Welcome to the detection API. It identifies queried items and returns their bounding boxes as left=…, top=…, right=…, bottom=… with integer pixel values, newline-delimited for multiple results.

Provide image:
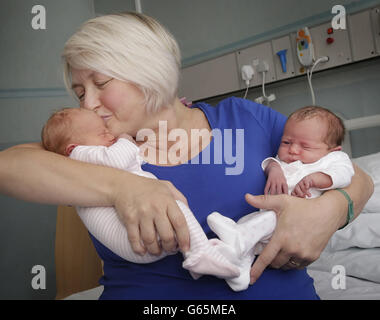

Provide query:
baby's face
left=72, top=110, right=116, bottom=147
left=277, top=117, right=331, bottom=164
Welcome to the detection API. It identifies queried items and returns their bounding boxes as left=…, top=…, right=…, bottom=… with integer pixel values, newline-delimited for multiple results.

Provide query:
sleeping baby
left=207, top=105, right=355, bottom=291
left=41, top=107, right=240, bottom=281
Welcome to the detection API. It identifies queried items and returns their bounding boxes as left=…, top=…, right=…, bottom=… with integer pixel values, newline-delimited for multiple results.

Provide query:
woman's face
left=70, top=68, right=149, bottom=137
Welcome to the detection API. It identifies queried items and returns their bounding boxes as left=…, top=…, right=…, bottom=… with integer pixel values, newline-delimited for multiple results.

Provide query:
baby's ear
left=330, top=145, right=342, bottom=152
left=65, top=144, right=78, bottom=156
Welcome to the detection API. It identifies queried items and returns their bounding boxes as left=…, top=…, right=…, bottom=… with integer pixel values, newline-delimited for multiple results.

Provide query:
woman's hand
left=113, top=174, right=190, bottom=256
left=248, top=164, right=373, bottom=284
left=246, top=193, right=346, bottom=284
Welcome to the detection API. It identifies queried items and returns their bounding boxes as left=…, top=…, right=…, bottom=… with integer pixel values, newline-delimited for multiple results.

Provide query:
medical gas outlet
left=296, top=27, right=314, bottom=67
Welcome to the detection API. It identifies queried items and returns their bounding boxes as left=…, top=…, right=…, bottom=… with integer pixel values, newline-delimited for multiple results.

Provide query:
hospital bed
left=59, top=114, right=380, bottom=300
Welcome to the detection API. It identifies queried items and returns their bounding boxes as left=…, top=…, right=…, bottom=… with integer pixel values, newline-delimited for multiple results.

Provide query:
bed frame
left=342, top=114, right=380, bottom=157
left=54, top=114, right=380, bottom=299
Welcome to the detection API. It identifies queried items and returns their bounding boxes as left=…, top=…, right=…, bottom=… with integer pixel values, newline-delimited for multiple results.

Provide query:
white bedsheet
left=307, top=269, right=380, bottom=300
left=306, top=151, right=380, bottom=299
left=308, top=220, right=380, bottom=278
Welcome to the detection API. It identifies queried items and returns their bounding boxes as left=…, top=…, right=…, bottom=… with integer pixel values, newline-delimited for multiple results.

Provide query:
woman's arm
left=247, top=163, right=374, bottom=284
left=0, top=143, right=190, bottom=254
left=0, top=142, right=120, bottom=205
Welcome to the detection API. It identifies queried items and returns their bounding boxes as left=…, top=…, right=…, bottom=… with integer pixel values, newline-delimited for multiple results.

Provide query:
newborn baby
left=207, top=106, right=355, bottom=291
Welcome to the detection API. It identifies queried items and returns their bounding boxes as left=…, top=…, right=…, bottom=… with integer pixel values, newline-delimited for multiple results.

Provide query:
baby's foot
left=208, top=211, right=276, bottom=257
left=207, top=212, right=245, bottom=254
left=225, top=253, right=256, bottom=291
left=182, top=239, right=240, bottom=280
left=209, top=238, right=256, bottom=292
left=236, top=211, right=276, bottom=255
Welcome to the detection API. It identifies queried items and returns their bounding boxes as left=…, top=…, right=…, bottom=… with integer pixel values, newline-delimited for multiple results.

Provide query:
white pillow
left=352, top=152, right=380, bottom=213
left=329, top=213, right=380, bottom=251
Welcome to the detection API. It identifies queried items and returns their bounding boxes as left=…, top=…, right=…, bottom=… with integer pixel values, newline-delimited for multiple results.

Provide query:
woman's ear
left=65, top=144, right=78, bottom=156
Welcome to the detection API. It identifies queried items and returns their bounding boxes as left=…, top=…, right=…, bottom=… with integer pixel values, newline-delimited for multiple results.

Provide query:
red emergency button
left=326, top=37, right=334, bottom=44
left=327, top=27, right=334, bottom=34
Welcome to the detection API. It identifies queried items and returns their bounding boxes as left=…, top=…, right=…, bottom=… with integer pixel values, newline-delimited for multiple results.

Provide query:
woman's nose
left=82, top=91, right=101, bottom=111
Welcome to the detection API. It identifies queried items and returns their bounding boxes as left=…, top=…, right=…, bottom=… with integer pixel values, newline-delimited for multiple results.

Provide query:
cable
left=241, top=65, right=254, bottom=99
left=306, top=68, right=315, bottom=105
left=257, top=68, right=275, bottom=106
left=243, top=83, right=249, bottom=99
left=306, top=56, right=329, bottom=105
left=262, top=71, right=267, bottom=98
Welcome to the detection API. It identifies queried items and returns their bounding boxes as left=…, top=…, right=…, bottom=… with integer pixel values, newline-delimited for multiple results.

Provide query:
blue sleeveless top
left=90, top=97, right=319, bottom=300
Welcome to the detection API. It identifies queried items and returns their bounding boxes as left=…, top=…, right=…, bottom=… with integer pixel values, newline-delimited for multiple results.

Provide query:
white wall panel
left=179, top=53, right=240, bottom=101
left=371, top=7, right=380, bottom=54
left=236, top=42, right=277, bottom=90
left=309, top=22, right=352, bottom=72
left=272, top=36, right=296, bottom=81
left=349, top=10, right=378, bottom=61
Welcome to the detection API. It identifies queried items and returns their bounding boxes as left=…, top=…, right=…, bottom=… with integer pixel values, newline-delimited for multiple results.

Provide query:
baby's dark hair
left=288, top=106, right=345, bottom=148
left=41, top=107, right=83, bottom=155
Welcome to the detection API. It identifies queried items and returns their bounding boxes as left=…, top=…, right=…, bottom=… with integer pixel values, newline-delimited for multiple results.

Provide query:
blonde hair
left=288, top=106, right=345, bottom=148
left=41, top=108, right=83, bottom=155
left=62, top=12, right=181, bottom=113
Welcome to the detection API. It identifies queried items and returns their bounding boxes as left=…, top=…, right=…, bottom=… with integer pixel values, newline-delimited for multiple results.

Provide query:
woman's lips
left=101, top=115, right=112, bottom=123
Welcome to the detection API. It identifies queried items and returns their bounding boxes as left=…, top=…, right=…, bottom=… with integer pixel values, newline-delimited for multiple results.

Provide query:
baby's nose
left=289, top=144, right=300, bottom=154
left=83, top=94, right=101, bottom=111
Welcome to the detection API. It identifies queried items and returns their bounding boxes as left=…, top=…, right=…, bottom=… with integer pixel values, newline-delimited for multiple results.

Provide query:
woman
left=0, top=12, right=373, bottom=299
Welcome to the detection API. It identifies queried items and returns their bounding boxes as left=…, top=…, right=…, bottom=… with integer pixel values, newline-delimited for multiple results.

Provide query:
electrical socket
left=255, top=96, right=265, bottom=104
left=257, top=60, right=269, bottom=73
left=241, top=65, right=254, bottom=85
left=255, top=93, right=276, bottom=105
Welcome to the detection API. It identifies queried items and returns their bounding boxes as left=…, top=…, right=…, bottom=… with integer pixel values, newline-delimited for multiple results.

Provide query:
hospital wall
left=0, top=0, right=379, bottom=299
left=0, top=0, right=96, bottom=299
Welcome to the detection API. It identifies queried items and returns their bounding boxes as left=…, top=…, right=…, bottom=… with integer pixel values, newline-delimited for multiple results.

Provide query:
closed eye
left=72, top=88, right=84, bottom=101
left=95, top=78, right=113, bottom=88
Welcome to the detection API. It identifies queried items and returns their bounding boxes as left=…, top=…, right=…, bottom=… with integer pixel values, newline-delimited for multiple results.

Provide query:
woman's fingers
left=269, top=249, right=292, bottom=269
left=245, top=193, right=285, bottom=213
left=250, top=235, right=282, bottom=284
left=140, top=218, right=162, bottom=255
left=114, top=176, right=190, bottom=255
left=167, top=202, right=190, bottom=252
left=246, top=192, right=333, bottom=284
left=154, top=211, right=178, bottom=253
left=122, top=210, right=146, bottom=255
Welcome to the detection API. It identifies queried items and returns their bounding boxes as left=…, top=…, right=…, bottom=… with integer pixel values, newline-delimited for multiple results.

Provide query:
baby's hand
left=118, top=133, right=136, bottom=144
left=264, top=162, right=288, bottom=195
left=291, top=172, right=333, bottom=198
left=292, top=175, right=313, bottom=198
